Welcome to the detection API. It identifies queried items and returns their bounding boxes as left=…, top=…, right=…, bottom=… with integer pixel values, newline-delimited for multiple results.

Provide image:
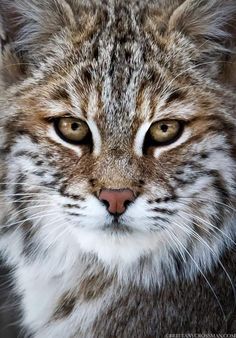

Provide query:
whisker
left=25, top=216, right=65, bottom=255
left=7, top=204, right=54, bottom=222
left=164, top=228, right=187, bottom=264
left=173, top=215, right=236, bottom=309
left=167, top=228, right=226, bottom=320
left=0, top=211, right=60, bottom=230
left=43, top=225, right=70, bottom=252
left=0, top=199, right=56, bottom=205
left=0, top=182, right=55, bottom=189
left=178, top=196, right=236, bottom=214
left=180, top=209, right=236, bottom=247
left=3, top=212, right=62, bottom=243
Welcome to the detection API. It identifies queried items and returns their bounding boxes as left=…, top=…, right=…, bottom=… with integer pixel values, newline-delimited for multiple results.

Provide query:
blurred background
left=0, top=261, right=21, bottom=338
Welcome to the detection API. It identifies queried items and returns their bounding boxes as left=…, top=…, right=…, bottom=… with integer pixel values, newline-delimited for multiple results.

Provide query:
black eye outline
left=143, top=120, right=185, bottom=154
left=53, top=117, right=93, bottom=147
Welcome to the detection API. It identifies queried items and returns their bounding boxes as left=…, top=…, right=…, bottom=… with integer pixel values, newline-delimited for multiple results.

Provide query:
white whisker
left=167, top=228, right=226, bottom=320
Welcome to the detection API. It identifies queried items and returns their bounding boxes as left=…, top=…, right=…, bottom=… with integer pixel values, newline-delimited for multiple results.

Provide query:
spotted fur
left=0, top=0, right=236, bottom=336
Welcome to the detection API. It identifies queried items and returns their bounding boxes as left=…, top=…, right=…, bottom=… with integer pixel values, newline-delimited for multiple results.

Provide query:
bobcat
left=0, top=0, right=236, bottom=336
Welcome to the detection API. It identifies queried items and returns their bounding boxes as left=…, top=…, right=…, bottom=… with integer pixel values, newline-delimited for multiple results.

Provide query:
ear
left=169, top=0, right=236, bottom=86
left=0, top=0, right=76, bottom=83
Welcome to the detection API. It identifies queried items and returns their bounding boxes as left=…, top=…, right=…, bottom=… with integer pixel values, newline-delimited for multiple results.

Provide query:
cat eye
left=54, top=117, right=90, bottom=144
left=149, top=120, right=182, bottom=144
left=143, top=120, right=183, bottom=153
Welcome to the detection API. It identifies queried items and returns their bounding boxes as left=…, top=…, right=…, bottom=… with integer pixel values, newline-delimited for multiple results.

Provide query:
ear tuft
left=0, top=0, right=76, bottom=83
left=170, top=0, right=236, bottom=41
left=169, top=0, right=236, bottom=85
left=0, top=0, right=76, bottom=53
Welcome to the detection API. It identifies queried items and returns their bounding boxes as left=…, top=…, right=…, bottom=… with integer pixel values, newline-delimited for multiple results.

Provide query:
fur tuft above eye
left=54, top=117, right=91, bottom=145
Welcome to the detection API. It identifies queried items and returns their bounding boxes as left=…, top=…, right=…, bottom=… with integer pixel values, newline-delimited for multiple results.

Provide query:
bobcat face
left=0, top=0, right=236, bottom=280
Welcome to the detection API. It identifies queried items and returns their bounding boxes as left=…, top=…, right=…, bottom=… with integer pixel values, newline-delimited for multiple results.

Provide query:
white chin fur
left=69, top=195, right=165, bottom=266
left=72, top=227, right=164, bottom=266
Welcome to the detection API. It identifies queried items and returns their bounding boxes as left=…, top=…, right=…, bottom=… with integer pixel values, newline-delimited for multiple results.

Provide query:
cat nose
left=99, top=189, right=135, bottom=215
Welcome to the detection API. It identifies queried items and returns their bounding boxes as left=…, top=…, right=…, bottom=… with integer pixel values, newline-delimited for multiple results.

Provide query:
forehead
left=48, top=3, right=186, bottom=128
left=70, top=3, right=152, bottom=127
left=17, top=0, right=197, bottom=142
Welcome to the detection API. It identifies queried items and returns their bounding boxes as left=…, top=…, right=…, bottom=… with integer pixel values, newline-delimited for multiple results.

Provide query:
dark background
left=0, top=262, right=20, bottom=338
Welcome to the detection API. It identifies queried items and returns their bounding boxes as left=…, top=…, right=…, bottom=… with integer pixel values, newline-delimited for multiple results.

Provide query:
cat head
left=0, top=0, right=236, bottom=284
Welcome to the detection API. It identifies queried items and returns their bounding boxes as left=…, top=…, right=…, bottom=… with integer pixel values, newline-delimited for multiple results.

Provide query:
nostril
left=99, top=189, right=136, bottom=216
left=100, top=199, right=110, bottom=210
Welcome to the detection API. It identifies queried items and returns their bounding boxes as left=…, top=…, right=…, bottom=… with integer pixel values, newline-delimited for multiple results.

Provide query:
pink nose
left=99, top=189, right=135, bottom=215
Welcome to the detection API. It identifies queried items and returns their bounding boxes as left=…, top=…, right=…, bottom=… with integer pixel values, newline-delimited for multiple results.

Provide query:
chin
left=71, top=220, right=163, bottom=267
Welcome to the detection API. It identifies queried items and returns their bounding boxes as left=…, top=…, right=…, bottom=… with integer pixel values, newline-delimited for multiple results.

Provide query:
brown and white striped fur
left=0, top=0, right=236, bottom=336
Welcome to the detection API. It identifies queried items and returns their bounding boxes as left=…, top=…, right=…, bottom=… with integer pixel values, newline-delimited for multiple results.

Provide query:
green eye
left=149, top=120, right=182, bottom=144
left=54, top=117, right=90, bottom=144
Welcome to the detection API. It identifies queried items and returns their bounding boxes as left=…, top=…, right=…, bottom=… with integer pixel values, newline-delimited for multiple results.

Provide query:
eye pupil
left=54, top=117, right=91, bottom=145
left=161, top=124, right=168, bottom=133
left=144, top=119, right=183, bottom=153
left=71, top=122, right=79, bottom=131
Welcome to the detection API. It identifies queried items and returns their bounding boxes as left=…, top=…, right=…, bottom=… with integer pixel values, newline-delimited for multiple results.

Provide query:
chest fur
left=16, top=249, right=236, bottom=337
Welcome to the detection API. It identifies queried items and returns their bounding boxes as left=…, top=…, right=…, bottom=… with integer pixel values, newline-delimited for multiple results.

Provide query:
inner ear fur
left=169, top=0, right=236, bottom=86
left=0, top=0, right=76, bottom=84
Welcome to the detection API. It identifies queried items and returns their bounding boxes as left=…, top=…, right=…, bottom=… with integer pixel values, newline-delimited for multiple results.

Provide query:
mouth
left=102, top=218, right=132, bottom=234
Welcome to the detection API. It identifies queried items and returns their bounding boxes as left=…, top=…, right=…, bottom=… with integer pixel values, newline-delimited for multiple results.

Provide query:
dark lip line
left=102, top=220, right=133, bottom=233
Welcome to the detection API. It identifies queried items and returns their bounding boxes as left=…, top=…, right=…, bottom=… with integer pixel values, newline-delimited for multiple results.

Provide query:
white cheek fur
left=87, top=119, right=102, bottom=156
left=134, top=121, right=151, bottom=156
